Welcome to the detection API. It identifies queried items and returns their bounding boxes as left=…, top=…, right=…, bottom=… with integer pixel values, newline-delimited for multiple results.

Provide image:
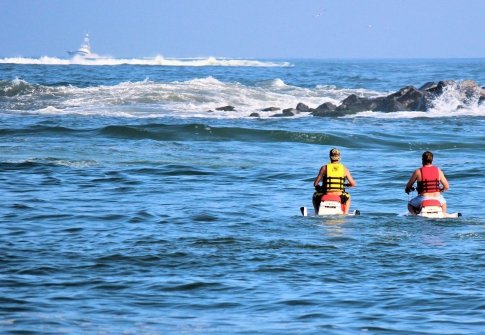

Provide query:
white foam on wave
left=0, top=55, right=290, bottom=67
left=315, top=85, right=383, bottom=103
left=37, top=106, right=63, bottom=114
left=5, top=76, right=333, bottom=118
left=349, top=82, right=485, bottom=119
left=5, top=77, right=483, bottom=119
left=428, top=81, right=483, bottom=115
left=11, top=158, right=98, bottom=168
left=410, top=104, right=480, bottom=118
left=350, top=105, right=485, bottom=119
left=0, top=77, right=33, bottom=96
left=0, top=56, right=71, bottom=65
left=258, top=78, right=288, bottom=88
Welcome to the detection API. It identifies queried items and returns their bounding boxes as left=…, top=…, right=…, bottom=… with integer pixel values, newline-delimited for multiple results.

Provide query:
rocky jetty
left=312, top=80, right=484, bottom=117
left=212, top=80, right=484, bottom=117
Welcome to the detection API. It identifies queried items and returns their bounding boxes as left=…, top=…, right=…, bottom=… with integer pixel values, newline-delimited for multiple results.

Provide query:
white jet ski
left=407, top=187, right=461, bottom=218
left=300, top=194, right=360, bottom=217
left=414, top=198, right=461, bottom=218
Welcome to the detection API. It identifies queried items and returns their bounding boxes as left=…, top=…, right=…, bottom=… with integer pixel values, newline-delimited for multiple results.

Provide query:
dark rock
left=282, top=108, right=297, bottom=115
left=382, top=86, right=427, bottom=112
left=206, top=110, right=214, bottom=113
left=317, top=109, right=356, bottom=117
left=419, top=81, right=437, bottom=91
left=312, top=79, right=483, bottom=117
left=335, top=94, right=383, bottom=113
left=215, top=105, right=236, bottom=111
left=249, top=112, right=260, bottom=117
left=333, top=86, right=427, bottom=114
left=311, top=102, right=338, bottom=116
left=422, top=80, right=454, bottom=96
left=270, top=109, right=295, bottom=117
left=296, top=103, right=310, bottom=113
left=261, top=107, right=280, bottom=112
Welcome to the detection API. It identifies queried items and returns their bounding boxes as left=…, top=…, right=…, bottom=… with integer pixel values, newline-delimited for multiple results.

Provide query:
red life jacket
left=417, top=166, right=440, bottom=194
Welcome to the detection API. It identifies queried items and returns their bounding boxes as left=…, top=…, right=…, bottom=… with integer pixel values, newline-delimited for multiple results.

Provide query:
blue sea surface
left=0, top=58, right=484, bottom=334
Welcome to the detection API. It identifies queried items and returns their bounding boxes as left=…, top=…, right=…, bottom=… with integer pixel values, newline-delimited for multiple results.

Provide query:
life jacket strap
left=325, top=176, right=345, bottom=191
left=418, top=167, right=440, bottom=193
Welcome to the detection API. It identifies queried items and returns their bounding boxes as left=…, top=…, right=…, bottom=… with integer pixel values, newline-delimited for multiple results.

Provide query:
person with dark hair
left=313, top=148, right=356, bottom=214
left=405, top=151, right=449, bottom=215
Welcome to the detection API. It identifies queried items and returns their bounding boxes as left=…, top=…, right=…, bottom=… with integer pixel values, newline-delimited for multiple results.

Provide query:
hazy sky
left=1, top=0, right=484, bottom=59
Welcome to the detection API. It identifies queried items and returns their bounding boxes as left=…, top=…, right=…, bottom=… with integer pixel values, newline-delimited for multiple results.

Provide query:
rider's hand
left=405, top=187, right=412, bottom=194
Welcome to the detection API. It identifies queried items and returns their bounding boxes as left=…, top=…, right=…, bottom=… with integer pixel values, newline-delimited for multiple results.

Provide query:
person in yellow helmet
left=313, top=148, right=356, bottom=214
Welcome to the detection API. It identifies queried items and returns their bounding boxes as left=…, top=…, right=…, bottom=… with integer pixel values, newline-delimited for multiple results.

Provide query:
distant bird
left=314, top=8, right=327, bottom=18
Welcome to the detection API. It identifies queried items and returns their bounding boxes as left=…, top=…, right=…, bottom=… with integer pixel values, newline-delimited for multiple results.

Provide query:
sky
left=1, top=0, right=484, bottom=59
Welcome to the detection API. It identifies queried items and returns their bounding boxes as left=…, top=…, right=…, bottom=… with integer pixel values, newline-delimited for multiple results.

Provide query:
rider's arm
left=313, top=165, right=326, bottom=187
left=405, top=169, right=419, bottom=193
left=439, top=169, right=449, bottom=192
left=344, top=168, right=356, bottom=187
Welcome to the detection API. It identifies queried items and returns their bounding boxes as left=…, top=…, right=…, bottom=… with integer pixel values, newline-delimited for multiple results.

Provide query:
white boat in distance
left=67, top=34, right=92, bottom=57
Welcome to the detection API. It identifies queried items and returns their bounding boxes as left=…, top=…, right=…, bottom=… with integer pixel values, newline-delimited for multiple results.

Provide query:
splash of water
left=0, top=55, right=290, bottom=67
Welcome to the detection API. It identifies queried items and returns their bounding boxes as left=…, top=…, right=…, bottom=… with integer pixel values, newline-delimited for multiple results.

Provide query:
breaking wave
left=0, top=55, right=290, bottom=67
left=1, top=77, right=483, bottom=119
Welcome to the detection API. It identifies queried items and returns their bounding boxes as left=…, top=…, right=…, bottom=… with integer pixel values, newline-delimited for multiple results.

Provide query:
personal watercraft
left=300, top=193, right=360, bottom=217
left=408, top=187, right=461, bottom=218
left=412, top=198, right=461, bottom=218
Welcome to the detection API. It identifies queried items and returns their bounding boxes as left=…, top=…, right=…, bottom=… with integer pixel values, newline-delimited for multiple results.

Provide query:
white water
left=0, top=55, right=290, bottom=67
left=2, top=76, right=484, bottom=119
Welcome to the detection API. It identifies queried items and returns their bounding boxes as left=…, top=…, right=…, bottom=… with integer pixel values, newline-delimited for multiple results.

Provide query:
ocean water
left=0, top=57, right=484, bottom=334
